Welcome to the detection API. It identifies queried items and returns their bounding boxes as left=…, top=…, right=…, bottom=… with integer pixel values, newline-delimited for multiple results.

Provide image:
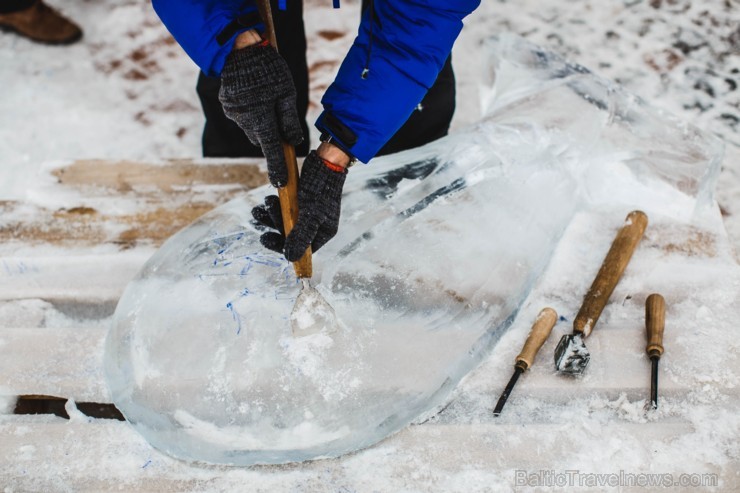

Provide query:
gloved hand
left=219, top=42, right=304, bottom=187
left=251, top=151, right=348, bottom=261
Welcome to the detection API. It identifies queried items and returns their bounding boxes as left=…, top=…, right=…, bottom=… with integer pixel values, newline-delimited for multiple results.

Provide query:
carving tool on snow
left=257, top=0, right=337, bottom=336
left=645, top=293, right=666, bottom=409
left=493, top=307, right=557, bottom=416
left=554, top=210, right=648, bottom=375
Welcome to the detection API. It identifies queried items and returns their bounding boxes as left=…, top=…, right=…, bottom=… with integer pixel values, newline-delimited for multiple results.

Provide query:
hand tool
left=257, top=0, right=338, bottom=336
left=645, top=293, right=666, bottom=409
left=554, top=210, right=648, bottom=375
left=494, top=307, right=557, bottom=416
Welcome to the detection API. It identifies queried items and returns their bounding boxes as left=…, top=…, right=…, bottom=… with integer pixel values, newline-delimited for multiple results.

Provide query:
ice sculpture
left=104, top=34, right=723, bottom=465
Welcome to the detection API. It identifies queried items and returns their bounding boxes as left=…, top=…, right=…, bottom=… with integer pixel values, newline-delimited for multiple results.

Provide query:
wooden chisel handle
left=645, top=293, right=665, bottom=358
left=574, top=210, right=648, bottom=337
left=277, top=144, right=313, bottom=278
left=257, top=0, right=312, bottom=279
left=516, top=308, right=558, bottom=370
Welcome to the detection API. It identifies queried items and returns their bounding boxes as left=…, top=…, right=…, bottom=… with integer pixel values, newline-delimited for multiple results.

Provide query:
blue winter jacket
left=152, top=0, right=481, bottom=163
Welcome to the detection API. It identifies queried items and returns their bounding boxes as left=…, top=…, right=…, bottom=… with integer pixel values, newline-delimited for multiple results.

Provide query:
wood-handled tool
left=554, top=210, right=649, bottom=374
left=257, top=0, right=311, bottom=278
left=645, top=293, right=666, bottom=409
left=277, top=139, right=313, bottom=278
left=257, top=0, right=336, bottom=336
left=494, top=308, right=557, bottom=416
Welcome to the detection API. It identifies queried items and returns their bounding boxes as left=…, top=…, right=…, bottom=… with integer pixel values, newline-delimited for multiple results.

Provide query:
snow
left=0, top=390, right=13, bottom=416
left=1, top=0, right=739, bottom=490
left=64, top=398, right=91, bottom=423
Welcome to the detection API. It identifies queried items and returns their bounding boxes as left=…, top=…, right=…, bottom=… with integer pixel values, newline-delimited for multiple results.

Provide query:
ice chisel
left=494, top=308, right=557, bottom=416
left=645, top=293, right=666, bottom=409
left=554, top=210, right=648, bottom=375
left=257, top=0, right=337, bottom=336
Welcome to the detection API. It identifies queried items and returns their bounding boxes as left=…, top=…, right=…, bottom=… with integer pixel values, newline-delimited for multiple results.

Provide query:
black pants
left=0, top=0, right=35, bottom=13
left=197, top=0, right=456, bottom=159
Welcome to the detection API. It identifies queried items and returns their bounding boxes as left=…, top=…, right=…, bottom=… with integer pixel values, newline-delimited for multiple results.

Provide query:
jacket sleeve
left=316, top=0, right=481, bottom=163
left=152, top=0, right=264, bottom=77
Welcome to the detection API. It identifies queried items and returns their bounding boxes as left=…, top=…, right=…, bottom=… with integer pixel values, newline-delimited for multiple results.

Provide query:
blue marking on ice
left=226, top=301, right=243, bottom=335
left=1, top=260, right=36, bottom=275
left=243, top=253, right=283, bottom=268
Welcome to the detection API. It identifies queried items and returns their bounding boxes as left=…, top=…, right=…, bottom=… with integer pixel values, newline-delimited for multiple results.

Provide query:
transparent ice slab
left=104, top=35, right=723, bottom=466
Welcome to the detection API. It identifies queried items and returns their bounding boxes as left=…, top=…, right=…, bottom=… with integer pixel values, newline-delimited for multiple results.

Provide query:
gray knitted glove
left=219, top=43, right=304, bottom=187
left=251, top=151, right=347, bottom=261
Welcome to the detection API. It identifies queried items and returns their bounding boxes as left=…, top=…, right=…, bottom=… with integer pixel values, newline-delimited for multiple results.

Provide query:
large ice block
left=104, top=35, right=723, bottom=466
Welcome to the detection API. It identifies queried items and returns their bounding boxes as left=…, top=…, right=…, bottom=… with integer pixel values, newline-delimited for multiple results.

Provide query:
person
left=152, top=0, right=480, bottom=261
left=0, top=0, right=82, bottom=45
left=194, top=0, right=457, bottom=161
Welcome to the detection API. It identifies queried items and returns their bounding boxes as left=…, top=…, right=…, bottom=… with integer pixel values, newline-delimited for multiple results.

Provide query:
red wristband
left=321, top=157, right=347, bottom=173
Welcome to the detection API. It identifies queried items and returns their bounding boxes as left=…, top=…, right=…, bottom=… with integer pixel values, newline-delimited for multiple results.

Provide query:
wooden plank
left=0, top=209, right=727, bottom=300
left=0, top=159, right=267, bottom=249
left=0, top=251, right=151, bottom=301
left=0, top=328, right=108, bottom=402
left=13, top=395, right=123, bottom=420
left=2, top=325, right=736, bottom=406
left=2, top=417, right=726, bottom=492
left=52, top=159, right=267, bottom=191
left=0, top=201, right=221, bottom=248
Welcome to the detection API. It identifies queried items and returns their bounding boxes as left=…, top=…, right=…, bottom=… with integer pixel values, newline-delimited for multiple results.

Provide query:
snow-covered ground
left=1, top=0, right=739, bottom=490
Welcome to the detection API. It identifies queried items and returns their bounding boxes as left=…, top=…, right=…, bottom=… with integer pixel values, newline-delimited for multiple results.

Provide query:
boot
left=0, top=0, right=82, bottom=45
